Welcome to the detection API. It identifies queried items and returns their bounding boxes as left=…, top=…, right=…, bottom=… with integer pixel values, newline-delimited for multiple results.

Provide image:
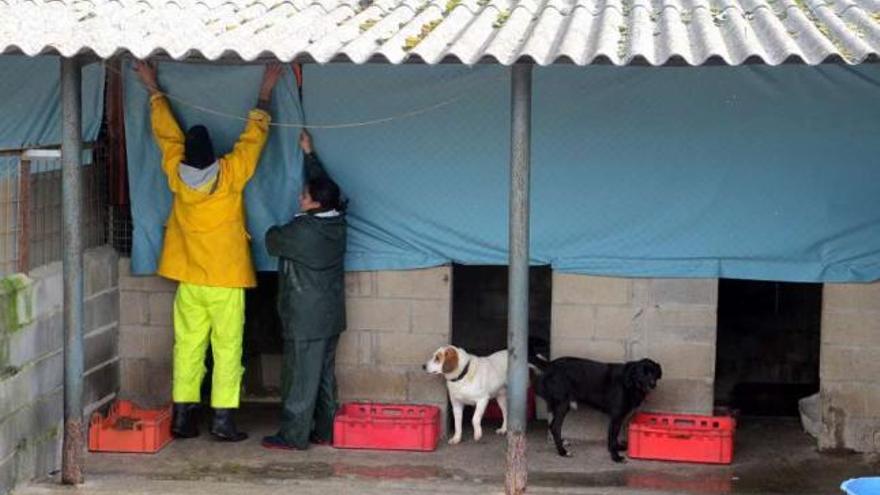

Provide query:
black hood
left=184, top=125, right=216, bottom=169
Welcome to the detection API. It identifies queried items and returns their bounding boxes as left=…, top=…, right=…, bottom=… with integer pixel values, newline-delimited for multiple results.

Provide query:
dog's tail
left=528, top=353, right=551, bottom=399
left=528, top=353, right=551, bottom=375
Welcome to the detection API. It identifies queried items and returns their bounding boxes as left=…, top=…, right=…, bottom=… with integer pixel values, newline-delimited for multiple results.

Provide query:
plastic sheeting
left=124, top=62, right=880, bottom=282
left=0, top=55, right=105, bottom=171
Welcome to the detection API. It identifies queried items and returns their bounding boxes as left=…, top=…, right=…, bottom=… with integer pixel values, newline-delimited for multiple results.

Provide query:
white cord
left=109, top=61, right=503, bottom=129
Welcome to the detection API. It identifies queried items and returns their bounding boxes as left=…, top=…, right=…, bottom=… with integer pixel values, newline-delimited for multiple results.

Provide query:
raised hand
left=133, top=60, right=160, bottom=94
left=299, top=130, right=313, bottom=154
left=259, top=63, right=284, bottom=101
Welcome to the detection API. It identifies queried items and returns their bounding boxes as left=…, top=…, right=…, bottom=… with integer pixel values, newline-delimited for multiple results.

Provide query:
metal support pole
left=505, top=62, right=532, bottom=495
left=60, top=56, right=85, bottom=486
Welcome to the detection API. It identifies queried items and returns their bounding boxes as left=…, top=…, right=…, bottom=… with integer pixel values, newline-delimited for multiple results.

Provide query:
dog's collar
left=449, top=361, right=471, bottom=382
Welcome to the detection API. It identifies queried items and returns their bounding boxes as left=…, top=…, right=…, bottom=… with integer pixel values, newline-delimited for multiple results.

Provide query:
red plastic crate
left=88, top=400, right=173, bottom=453
left=627, top=412, right=735, bottom=464
left=484, top=385, right=536, bottom=421
left=333, top=403, right=440, bottom=452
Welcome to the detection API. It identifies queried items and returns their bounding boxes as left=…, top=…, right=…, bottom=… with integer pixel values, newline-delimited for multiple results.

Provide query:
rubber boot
left=171, top=403, right=200, bottom=439
left=210, top=408, right=248, bottom=442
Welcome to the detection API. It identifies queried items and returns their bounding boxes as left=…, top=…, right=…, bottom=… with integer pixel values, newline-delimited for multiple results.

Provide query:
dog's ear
left=651, top=360, right=663, bottom=380
left=442, top=347, right=459, bottom=374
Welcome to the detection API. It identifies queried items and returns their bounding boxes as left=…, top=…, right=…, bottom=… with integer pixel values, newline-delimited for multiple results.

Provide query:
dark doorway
left=451, top=264, right=552, bottom=359
left=714, top=279, right=822, bottom=416
left=242, top=271, right=283, bottom=400
left=449, top=264, right=551, bottom=426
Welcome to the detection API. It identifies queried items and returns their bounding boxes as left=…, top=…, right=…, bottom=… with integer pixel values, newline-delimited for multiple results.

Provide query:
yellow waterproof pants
left=172, top=283, right=245, bottom=408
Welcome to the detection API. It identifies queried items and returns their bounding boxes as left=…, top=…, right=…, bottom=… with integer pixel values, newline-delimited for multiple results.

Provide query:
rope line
left=107, top=61, right=503, bottom=129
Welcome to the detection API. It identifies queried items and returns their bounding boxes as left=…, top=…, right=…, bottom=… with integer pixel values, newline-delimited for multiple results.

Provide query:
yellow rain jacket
left=149, top=94, right=271, bottom=288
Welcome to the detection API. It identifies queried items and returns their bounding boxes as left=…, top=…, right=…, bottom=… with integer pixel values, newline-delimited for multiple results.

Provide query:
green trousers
left=172, top=283, right=245, bottom=408
left=278, top=335, right=340, bottom=448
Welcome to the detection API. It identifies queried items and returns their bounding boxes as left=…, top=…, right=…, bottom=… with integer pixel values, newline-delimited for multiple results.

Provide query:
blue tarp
left=0, top=55, right=105, bottom=172
left=123, top=62, right=880, bottom=282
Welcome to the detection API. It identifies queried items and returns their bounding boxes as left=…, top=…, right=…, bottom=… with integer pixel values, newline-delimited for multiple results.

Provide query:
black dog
left=532, top=356, right=662, bottom=462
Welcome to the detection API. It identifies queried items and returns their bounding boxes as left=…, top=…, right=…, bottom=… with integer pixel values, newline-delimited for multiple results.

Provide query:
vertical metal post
left=505, top=62, right=532, bottom=495
left=60, top=57, right=85, bottom=486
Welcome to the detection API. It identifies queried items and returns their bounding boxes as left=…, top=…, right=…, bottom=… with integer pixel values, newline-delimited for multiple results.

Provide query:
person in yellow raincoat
left=134, top=61, right=283, bottom=442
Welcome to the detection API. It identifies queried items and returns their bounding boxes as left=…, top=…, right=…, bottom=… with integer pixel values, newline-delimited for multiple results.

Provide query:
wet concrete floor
left=19, top=404, right=879, bottom=494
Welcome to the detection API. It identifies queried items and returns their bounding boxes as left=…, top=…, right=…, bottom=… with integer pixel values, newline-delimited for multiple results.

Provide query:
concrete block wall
left=117, top=258, right=176, bottom=408
left=551, top=274, right=718, bottom=416
left=117, top=261, right=453, bottom=422
left=820, top=283, right=880, bottom=453
left=338, top=267, right=452, bottom=417
left=0, top=247, right=120, bottom=495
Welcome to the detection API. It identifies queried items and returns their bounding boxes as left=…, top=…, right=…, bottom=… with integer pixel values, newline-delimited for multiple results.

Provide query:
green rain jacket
left=266, top=152, right=347, bottom=341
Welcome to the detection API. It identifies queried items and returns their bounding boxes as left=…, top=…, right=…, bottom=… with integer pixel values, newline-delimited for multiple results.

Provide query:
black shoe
left=210, top=408, right=248, bottom=442
left=262, top=434, right=299, bottom=450
left=171, top=403, right=200, bottom=439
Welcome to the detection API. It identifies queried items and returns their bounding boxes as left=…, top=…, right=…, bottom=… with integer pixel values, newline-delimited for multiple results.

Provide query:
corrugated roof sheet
left=2, top=0, right=880, bottom=64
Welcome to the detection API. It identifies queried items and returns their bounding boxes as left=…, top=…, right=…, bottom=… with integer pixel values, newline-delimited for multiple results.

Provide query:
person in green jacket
left=262, top=130, right=347, bottom=450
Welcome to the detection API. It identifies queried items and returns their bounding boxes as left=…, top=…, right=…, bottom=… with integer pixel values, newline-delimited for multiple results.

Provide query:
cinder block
left=631, top=278, right=654, bottom=307
left=145, top=360, right=172, bottom=405
left=821, top=346, right=880, bottom=382
left=642, top=342, right=715, bottom=380
left=11, top=422, right=60, bottom=484
left=553, top=273, right=630, bottom=306
left=118, top=325, right=147, bottom=359
left=84, top=246, right=118, bottom=296
left=0, top=352, right=63, bottom=419
left=410, top=299, right=451, bottom=335
left=643, top=378, right=713, bottom=414
left=823, top=416, right=880, bottom=453
left=118, top=258, right=178, bottom=293
left=120, top=358, right=149, bottom=399
left=336, top=330, right=373, bottom=366
left=29, top=263, right=62, bottom=318
left=148, top=292, right=174, bottom=326
left=0, top=448, right=15, bottom=495
left=652, top=279, right=718, bottom=306
left=145, top=325, right=174, bottom=361
left=31, top=352, right=63, bottom=402
left=822, top=310, right=880, bottom=347
left=119, top=291, right=149, bottom=325
left=654, top=323, right=717, bottom=345
left=84, top=327, right=118, bottom=371
left=337, top=366, right=408, bottom=401
left=551, top=304, right=594, bottom=339
left=822, top=382, right=870, bottom=417
left=345, top=271, right=375, bottom=298
left=655, top=307, right=717, bottom=330
left=85, top=289, right=119, bottom=331
left=0, top=369, right=28, bottom=420
left=863, top=384, right=880, bottom=417
left=376, top=267, right=451, bottom=300
left=551, top=408, right=608, bottom=442
left=406, top=370, right=449, bottom=404
left=551, top=338, right=626, bottom=362
left=823, top=283, right=880, bottom=311
left=84, top=359, right=119, bottom=407
left=0, top=273, right=35, bottom=333
left=0, top=389, right=62, bottom=461
left=375, top=332, right=448, bottom=367
left=7, top=313, right=62, bottom=369
left=595, top=306, right=634, bottom=340
left=346, top=298, right=410, bottom=332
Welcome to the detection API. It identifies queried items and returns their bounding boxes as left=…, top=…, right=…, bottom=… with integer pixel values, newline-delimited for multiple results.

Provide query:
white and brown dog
left=423, top=345, right=508, bottom=445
